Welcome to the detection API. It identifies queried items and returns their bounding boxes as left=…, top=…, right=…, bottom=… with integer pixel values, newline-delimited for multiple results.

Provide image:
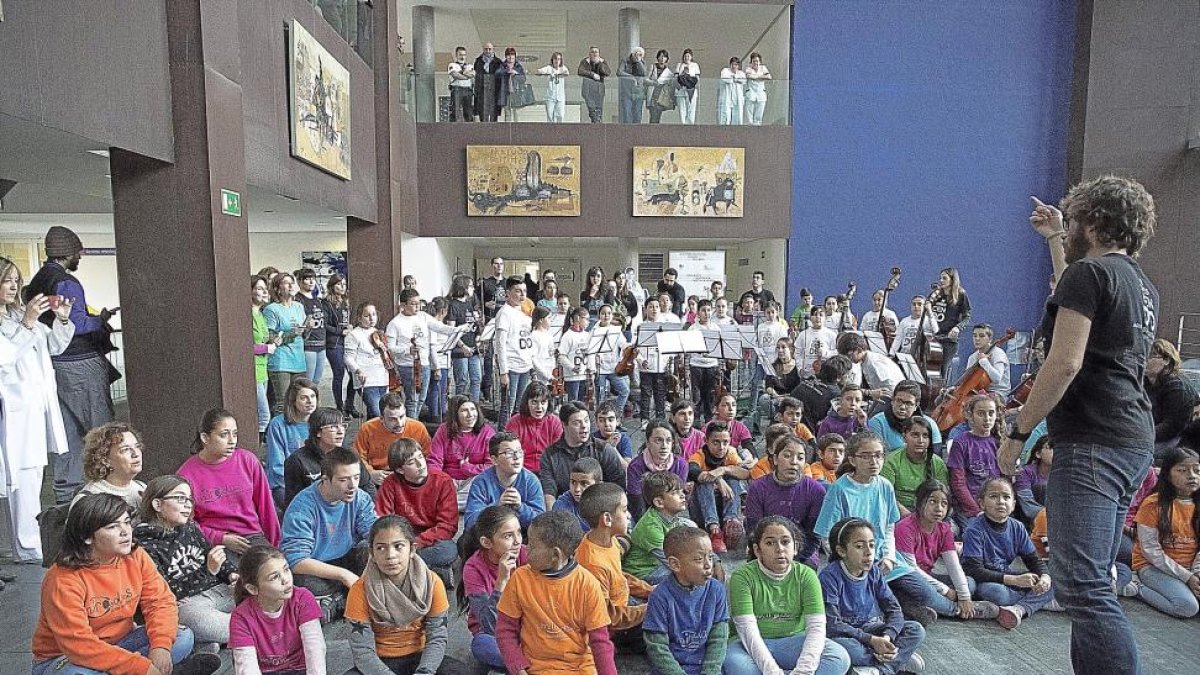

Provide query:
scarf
left=641, top=449, right=675, bottom=473
left=883, top=405, right=919, bottom=435
left=363, top=552, right=433, bottom=629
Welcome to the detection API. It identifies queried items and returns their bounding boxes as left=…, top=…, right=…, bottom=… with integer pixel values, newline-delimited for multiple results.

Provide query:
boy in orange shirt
left=354, top=392, right=433, bottom=485
left=576, top=483, right=654, bottom=652
left=496, top=511, right=617, bottom=675
left=688, top=422, right=750, bottom=553
left=806, top=433, right=845, bottom=484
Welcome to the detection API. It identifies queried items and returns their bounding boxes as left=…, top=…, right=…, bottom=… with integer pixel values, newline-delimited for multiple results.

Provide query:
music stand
left=657, top=329, right=708, bottom=357
left=754, top=346, right=777, bottom=378
left=436, top=325, right=471, bottom=354
left=477, top=319, right=496, bottom=344
left=587, top=325, right=624, bottom=359
left=860, top=330, right=888, bottom=355
left=707, top=327, right=748, bottom=360
left=895, top=353, right=925, bottom=384
left=636, top=321, right=680, bottom=348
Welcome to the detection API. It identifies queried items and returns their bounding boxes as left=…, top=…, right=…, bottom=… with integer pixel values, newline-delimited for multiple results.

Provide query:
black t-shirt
left=446, top=297, right=480, bottom=356
left=740, top=288, right=777, bottom=311
left=479, top=276, right=506, bottom=319
left=657, top=280, right=687, bottom=315
left=930, top=291, right=971, bottom=337
left=295, top=293, right=326, bottom=349
left=1040, top=253, right=1159, bottom=449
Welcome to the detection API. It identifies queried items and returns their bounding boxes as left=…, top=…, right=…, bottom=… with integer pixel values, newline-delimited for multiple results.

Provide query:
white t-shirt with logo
left=495, top=304, right=534, bottom=374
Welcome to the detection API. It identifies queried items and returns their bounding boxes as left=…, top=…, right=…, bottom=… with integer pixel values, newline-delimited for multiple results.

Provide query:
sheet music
left=437, top=324, right=471, bottom=353
left=586, top=325, right=624, bottom=355
left=861, top=330, right=888, bottom=355
left=657, top=329, right=709, bottom=355
left=894, top=353, right=925, bottom=383
left=755, top=346, right=777, bottom=378
left=477, top=319, right=496, bottom=343
left=705, top=328, right=745, bottom=360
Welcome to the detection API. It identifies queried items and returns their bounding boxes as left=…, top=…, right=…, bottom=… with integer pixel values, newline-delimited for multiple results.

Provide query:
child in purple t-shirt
left=817, top=384, right=868, bottom=438
left=627, top=421, right=691, bottom=521
left=743, top=434, right=826, bottom=568
left=229, top=546, right=324, bottom=673
left=946, top=395, right=1004, bottom=530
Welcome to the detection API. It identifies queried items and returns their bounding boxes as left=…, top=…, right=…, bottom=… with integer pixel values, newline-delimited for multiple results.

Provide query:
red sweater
left=505, top=413, right=564, bottom=473
left=373, top=469, right=459, bottom=547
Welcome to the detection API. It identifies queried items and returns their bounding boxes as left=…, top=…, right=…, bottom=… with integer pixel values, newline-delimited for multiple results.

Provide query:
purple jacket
left=745, top=474, right=827, bottom=567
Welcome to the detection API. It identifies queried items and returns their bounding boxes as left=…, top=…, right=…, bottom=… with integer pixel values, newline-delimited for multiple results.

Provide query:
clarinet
left=411, top=334, right=423, bottom=394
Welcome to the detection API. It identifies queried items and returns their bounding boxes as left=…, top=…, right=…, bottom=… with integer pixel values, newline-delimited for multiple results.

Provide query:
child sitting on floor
left=820, top=517, right=927, bottom=675
left=642, top=526, right=729, bottom=675
left=817, top=385, right=868, bottom=438
left=553, top=456, right=604, bottom=532
left=947, top=394, right=1003, bottom=531
left=496, top=511, right=617, bottom=675
left=744, top=433, right=827, bottom=569
left=459, top=506, right=528, bottom=671
left=345, top=515, right=468, bottom=675
left=576, top=483, right=655, bottom=652
left=688, top=422, right=750, bottom=554
left=808, top=433, right=846, bottom=485
left=749, top=423, right=793, bottom=480
left=373, top=438, right=460, bottom=587
left=1131, top=447, right=1200, bottom=618
left=880, top=417, right=948, bottom=516
left=627, top=420, right=691, bottom=522
left=229, top=545, right=325, bottom=674
left=961, top=477, right=1057, bottom=630
left=625, top=472, right=697, bottom=585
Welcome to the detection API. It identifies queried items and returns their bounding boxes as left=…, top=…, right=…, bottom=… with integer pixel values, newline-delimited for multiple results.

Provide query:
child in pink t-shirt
left=894, top=480, right=998, bottom=621
left=458, top=505, right=529, bottom=670
left=229, top=546, right=325, bottom=673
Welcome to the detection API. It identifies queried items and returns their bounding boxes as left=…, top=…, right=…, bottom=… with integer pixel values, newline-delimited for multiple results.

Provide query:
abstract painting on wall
left=466, top=145, right=581, bottom=216
left=633, top=147, right=744, bottom=217
left=289, top=19, right=352, bottom=180
left=301, top=251, right=348, bottom=292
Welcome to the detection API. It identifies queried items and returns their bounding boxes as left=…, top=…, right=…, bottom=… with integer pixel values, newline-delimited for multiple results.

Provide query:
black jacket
left=133, top=521, right=235, bottom=601
left=283, top=441, right=377, bottom=508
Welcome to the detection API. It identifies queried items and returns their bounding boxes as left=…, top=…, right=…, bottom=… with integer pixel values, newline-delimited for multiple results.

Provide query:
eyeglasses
left=496, top=449, right=524, bottom=459
left=161, top=495, right=194, bottom=506
left=856, top=452, right=885, bottom=462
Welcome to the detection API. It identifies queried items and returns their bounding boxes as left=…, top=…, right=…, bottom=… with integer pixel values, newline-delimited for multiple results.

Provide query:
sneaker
left=175, top=653, right=222, bottom=675
left=904, top=604, right=938, bottom=627
left=997, top=605, right=1024, bottom=630
left=900, top=652, right=926, bottom=674
left=970, top=600, right=1000, bottom=620
left=345, top=407, right=364, bottom=419
left=1120, top=579, right=1142, bottom=597
left=709, top=526, right=727, bottom=554
left=851, top=668, right=881, bottom=675
left=722, top=517, right=745, bottom=551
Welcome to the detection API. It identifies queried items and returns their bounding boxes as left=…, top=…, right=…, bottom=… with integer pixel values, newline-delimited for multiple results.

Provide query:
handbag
left=512, top=83, right=536, bottom=108
left=653, top=82, right=677, bottom=110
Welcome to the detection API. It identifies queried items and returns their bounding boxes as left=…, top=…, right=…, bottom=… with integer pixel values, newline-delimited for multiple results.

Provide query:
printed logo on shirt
left=196, top=484, right=248, bottom=504
left=1139, top=281, right=1157, bottom=336
left=677, top=630, right=706, bottom=650
left=86, top=587, right=136, bottom=618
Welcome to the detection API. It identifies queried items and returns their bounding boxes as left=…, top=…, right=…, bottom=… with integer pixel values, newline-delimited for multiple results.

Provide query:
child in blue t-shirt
left=552, top=456, right=602, bottom=532
left=962, top=477, right=1057, bottom=630
left=642, top=526, right=729, bottom=675
left=820, top=517, right=926, bottom=675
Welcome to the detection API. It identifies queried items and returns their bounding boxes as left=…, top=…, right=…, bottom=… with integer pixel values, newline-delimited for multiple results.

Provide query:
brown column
left=347, top=0, right=412, bottom=326
left=109, top=0, right=255, bottom=477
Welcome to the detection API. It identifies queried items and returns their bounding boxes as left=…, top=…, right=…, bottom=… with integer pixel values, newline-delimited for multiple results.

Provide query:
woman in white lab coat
left=0, top=256, right=73, bottom=562
left=717, top=56, right=746, bottom=125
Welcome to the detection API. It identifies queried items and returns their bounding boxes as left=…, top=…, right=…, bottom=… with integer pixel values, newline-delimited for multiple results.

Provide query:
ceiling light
left=263, top=210, right=275, bottom=213
left=104, top=174, right=111, bottom=179
left=88, top=150, right=110, bottom=158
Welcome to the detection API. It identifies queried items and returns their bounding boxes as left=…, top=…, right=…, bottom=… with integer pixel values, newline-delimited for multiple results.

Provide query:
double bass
left=837, top=282, right=857, bottom=333
left=931, top=327, right=1017, bottom=432
left=910, top=283, right=945, bottom=405
left=879, top=267, right=901, bottom=351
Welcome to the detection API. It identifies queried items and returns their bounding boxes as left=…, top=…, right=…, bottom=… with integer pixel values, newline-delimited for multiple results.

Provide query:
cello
left=931, top=327, right=1017, bottom=432
left=910, top=283, right=945, bottom=406
left=878, top=267, right=901, bottom=351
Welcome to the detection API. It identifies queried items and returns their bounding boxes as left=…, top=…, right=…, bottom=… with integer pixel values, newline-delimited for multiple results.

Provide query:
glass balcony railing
left=404, top=73, right=790, bottom=126
left=310, top=0, right=373, bottom=67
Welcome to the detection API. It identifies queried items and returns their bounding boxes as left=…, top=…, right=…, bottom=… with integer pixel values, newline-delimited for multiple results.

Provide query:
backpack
left=37, top=503, right=71, bottom=568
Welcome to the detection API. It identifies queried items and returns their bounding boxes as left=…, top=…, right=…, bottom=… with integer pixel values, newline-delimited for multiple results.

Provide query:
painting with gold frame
left=466, top=145, right=581, bottom=216
left=633, top=147, right=744, bottom=217
left=289, top=19, right=352, bottom=180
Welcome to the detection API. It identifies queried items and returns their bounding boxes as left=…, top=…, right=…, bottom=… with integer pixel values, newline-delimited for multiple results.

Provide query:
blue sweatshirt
left=818, top=561, right=904, bottom=644
left=462, top=467, right=546, bottom=531
left=265, top=416, right=309, bottom=489
left=552, top=492, right=591, bottom=532
left=280, top=484, right=377, bottom=567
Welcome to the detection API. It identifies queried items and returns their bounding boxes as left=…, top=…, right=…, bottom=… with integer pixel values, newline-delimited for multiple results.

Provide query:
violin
left=370, top=329, right=402, bottom=392
left=931, top=327, right=1017, bottom=432
left=552, top=349, right=567, bottom=397
left=615, top=344, right=638, bottom=377
left=879, top=267, right=901, bottom=351
left=411, top=334, right=423, bottom=394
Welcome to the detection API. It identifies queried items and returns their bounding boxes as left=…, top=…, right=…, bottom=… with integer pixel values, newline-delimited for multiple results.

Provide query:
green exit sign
left=221, top=189, right=242, bottom=217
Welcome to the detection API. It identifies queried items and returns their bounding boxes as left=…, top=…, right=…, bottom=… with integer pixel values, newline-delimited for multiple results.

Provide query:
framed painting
left=633, top=147, right=744, bottom=217
left=466, top=145, right=581, bottom=216
left=289, top=19, right=352, bottom=180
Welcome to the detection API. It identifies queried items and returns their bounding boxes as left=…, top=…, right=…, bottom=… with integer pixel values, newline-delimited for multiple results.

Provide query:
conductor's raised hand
left=1030, top=196, right=1065, bottom=238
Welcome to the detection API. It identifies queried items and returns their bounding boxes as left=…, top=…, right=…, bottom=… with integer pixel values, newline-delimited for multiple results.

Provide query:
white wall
left=725, top=239, right=788, bottom=308
left=401, top=233, right=476, bottom=297
left=248, top=231, right=348, bottom=278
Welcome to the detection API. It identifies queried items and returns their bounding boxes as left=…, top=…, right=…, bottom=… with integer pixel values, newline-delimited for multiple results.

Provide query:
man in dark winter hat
left=24, top=226, right=118, bottom=504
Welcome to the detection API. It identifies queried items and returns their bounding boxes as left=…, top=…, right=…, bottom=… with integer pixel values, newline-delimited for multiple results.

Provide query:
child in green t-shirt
left=623, top=472, right=693, bottom=585
left=880, top=417, right=948, bottom=515
left=723, top=516, right=851, bottom=675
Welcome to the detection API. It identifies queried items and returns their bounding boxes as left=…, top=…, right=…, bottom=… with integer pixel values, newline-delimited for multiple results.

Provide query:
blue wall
left=789, top=1, right=1077, bottom=335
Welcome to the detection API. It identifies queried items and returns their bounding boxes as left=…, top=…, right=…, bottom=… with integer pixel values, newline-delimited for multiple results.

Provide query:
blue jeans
left=452, top=355, right=482, bottom=401
left=362, top=385, right=387, bottom=419
left=471, top=633, right=504, bottom=669
left=566, top=379, right=585, bottom=402
left=691, top=478, right=746, bottom=529
left=1137, top=565, right=1200, bottom=618
left=425, top=368, right=450, bottom=420
left=1046, top=442, right=1151, bottom=675
left=33, top=626, right=195, bottom=675
left=304, top=348, right=326, bottom=384
left=397, top=365, right=432, bottom=418
left=888, top=569, right=944, bottom=617
left=976, top=581, right=1055, bottom=615
left=620, top=95, right=644, bottom=124
left=723, top=635, right=850, bottom=675
left=599, top=373, right=630, bottom=417
left=832, top=619, right=925, bottom=675
left=326, top=343, right=356, bottom=411
left=927, top=574, right=977, bottom=616
left=256, top=380, right=270, bottom=433
left=499, top=370, right=531, bottom=429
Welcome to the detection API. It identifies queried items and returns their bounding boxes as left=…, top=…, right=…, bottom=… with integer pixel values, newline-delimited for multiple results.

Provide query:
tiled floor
left=5, top=386, right=1200, bottom=674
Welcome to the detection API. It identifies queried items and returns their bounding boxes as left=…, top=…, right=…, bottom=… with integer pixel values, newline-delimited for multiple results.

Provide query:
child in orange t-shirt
left=806, top=433, right=846, bottom=484
left=576, top=483, right=655, bottom=651
left=750, top=424, right=794, bottom=480
left=496, top=511, right=617, bottom=675
left=353, top=399, right=433, bottom=481
left=1131, top=448, right=1200, bottom=618
left=345, top=515, right=470, bottom=674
